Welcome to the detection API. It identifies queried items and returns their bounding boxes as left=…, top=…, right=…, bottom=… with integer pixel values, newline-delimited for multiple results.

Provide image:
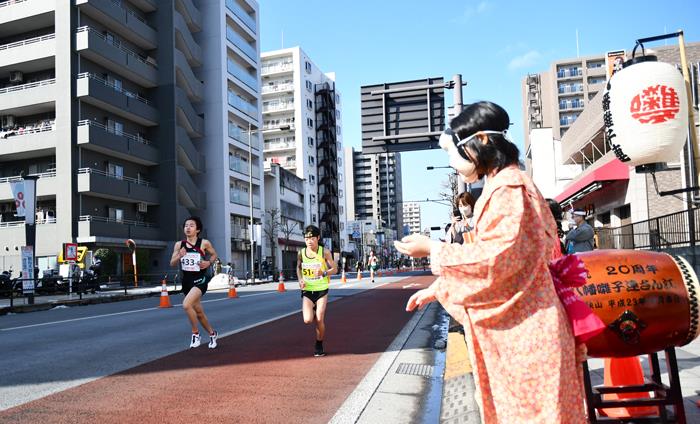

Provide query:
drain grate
left=395, top=362, right=434, bottom=377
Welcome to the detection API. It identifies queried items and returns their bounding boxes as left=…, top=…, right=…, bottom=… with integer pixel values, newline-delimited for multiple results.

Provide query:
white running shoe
left=190, top=333, right=201, bottom=348
left=208, top=330, right=218, bottom=349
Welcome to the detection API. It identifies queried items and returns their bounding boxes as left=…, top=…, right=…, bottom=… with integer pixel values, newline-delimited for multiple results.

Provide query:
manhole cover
left=395, top=362, right=434, bottom=377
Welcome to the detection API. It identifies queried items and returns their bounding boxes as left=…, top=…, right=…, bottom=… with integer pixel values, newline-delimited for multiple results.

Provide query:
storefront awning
left=555, top=159, right=629, bottom=205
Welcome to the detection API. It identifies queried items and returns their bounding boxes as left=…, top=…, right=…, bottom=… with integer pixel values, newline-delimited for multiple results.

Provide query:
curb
left=440, top=319, right=481, bottom=424
left=0, top=291, right=164, bottom=315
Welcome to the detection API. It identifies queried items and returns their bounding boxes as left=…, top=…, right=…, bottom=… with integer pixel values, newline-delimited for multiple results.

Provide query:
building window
left=308, top=155, right=315, bottom=165
left=311, top=194, right=316, bottom=203
left=108, top=207, right=124, bottom=222
left=106, top=163, right=124, bottom=180
left=335, top=94, right=340, bottom=104
left=340, top=206, right=344, bottom=215
left=307, top=118, right=313, bottom=128
left=306, top=80, right=313, bottom=91
left=340, top=222, right=344, bottom=231
left=312, top=214, right=316, bottom=222
left=307, top=137, right=314, bottom=147
left=310, top=175, right=315, bottom=183
left=306, top=99, right=313, bottom=110
left=305, top=61, right=312, bottom=73
left=339, top=189, right=343, bottom=198
left=336, top=125, right=341, bottom=135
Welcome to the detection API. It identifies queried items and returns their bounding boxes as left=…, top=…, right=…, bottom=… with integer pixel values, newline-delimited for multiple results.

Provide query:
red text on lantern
left=629, top=85, right=680, bottom=124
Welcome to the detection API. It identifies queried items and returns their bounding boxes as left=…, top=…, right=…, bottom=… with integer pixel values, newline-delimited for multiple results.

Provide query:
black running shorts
left=301, top=289, right=328, bottom=304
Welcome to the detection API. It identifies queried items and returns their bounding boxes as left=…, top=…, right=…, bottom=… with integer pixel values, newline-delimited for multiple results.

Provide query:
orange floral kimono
left=430, top=166, right=586, bottom=423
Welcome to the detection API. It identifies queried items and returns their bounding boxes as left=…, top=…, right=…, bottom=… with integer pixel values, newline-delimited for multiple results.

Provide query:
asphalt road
left=0, top=272, right=432, bottom=423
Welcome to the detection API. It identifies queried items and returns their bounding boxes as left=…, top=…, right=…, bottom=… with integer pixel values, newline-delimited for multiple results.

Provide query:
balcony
left=77, top=73, right=157, bottom=126
left=175, top=10, right=202, bottom=66
left=261, top=83, right=293, bottom=95
left=227, top=58, right=258, bottom=92
left=175, top=0, right=201, bottom=32
left=230, top=188, right=260, bottom=208
left=0, top=122, right=56, bottom=160
left=226, top=24, right=257, bottom=64
left=0, top=219, right=60, bottom=256
left=0, top=170, right=56, bottom=201
left=261, top=62, right=293, bottom=76
left=75, top=0, right=157, bottom=49
left=0, top=33, right=55, bottom=72
left=229, top=155, right=260, bottom=179
left=0, top=78, right=56, bottom=115
left=262, top=102, right=294, bottom=114
left=228, top=122, right=260, bottom=150
left=176, top=126, right=205, bottom=174
left=556, top=68, right=583, bottom=79
left=177, top=166, right=205, bottom=209
left=264, top=140, right=295, bottom=152
left=176, top=87, right=204, bottom=137
left=77, top=168, right=158, bottom=204
left=0, top=0, right=55, bottom=27
left=75, top=27, right=157, bottom=88
left=78, top=215, right=161, bottom=242
left=77, top=120, right=158, bottom=166
left=225, top=0, right=256, bottom=34
left=228, top=91, right=258, bottom=120
left=175, top=49, right=203, bottom=102
left=558, top=85, right=584, bottom=96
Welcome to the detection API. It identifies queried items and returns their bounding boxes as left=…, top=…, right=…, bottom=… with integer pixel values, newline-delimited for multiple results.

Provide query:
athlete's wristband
left=322, top=271, right=327, bottom=277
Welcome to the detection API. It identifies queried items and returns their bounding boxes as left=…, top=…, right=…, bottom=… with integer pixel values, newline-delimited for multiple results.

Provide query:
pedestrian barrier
left=277, top=271, right=286, bottom=292
left=158, top=278, right=172, bottom=308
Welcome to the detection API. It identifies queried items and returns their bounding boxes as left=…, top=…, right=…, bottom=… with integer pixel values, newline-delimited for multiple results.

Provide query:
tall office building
left=200, top=0, right=262, bottom=271
left=346, top=148, right=403, bottom=236
left=0, top=0, right=261, bottom=273
left=260, top=47, right=348, bottom=256
left=402, top=202, right=421, bottom=235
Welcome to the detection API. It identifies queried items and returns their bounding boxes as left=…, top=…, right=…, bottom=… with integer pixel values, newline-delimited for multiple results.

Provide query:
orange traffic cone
left=599, top=357, right=658, bottom=418
left=158, top=279, right=172, bottom=308
left=277, top=271, right=286, bottom=292
left=357, top=270, right=362, bottom=281
left=227, top=275, right=238, bottom=298
left=341, top=270, right=347, bottom=284
left=378, top=269, right=383, bottom=277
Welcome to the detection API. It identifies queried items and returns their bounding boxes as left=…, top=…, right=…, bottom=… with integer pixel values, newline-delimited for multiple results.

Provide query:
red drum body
left=575, top=250, right=699, bottom=358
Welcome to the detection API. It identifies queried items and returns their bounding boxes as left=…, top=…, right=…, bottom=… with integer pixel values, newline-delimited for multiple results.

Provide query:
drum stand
left=582, top=347, right=686, bottom=423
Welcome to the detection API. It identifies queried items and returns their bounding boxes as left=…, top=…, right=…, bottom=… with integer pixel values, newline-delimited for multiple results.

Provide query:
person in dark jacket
left=565, top=210, right=595, bottom=253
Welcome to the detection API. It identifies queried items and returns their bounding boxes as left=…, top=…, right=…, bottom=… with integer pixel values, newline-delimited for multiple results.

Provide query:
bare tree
left=264, top=208, right=281, bottom=276
left=280, top=219, right=299, bottom=254
left=438, top=172, right=459, bottom=218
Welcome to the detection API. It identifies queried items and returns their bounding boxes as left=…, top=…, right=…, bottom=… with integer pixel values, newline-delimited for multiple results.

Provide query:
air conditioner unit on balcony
left=137, top=202, right=147, bottom=213
left=9, top=71, right=23, bottom=83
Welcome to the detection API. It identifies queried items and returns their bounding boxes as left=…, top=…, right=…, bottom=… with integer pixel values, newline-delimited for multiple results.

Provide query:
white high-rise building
left=402, top=202, right=421, bottom=235
left=261, top=47, right=348, bottom=258
left=200, top=0, right=263, bottom=274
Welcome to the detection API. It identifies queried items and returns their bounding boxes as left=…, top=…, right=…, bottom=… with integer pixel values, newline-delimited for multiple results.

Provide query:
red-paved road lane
left=0, top=275, right=435, bottom=424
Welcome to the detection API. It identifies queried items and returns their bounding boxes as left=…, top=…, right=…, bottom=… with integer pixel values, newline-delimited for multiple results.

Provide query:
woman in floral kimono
left=395, top=102, right=586, bottom=423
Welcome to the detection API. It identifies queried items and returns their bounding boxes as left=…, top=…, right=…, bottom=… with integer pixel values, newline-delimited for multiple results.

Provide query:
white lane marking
left=0, top=279, right=397, bottom=332
left=402, top=283, right=420, bottom=288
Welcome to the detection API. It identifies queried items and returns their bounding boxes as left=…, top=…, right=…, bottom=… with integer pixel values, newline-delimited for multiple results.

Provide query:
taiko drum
left=575, top=250, right=699, bottom=358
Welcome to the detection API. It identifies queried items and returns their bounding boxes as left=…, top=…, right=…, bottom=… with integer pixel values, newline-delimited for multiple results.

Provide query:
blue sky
left=259, top=0, right=699, bottom=237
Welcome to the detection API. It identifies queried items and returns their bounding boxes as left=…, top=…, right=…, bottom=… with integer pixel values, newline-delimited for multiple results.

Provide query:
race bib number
left=301, top=262, right=321, bottom=279
left=181, top=251, right=201, bottom=272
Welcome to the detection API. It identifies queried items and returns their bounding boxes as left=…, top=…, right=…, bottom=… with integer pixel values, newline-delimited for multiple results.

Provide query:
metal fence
left=596, top=208, right=700, bottom=250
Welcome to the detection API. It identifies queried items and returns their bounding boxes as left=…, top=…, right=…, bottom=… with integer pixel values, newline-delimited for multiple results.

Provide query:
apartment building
left=402, top=202, right=421, bottom=235
left=546, top=43, right=700, bottom=239
left=346, top=148, right=403, bottom=237
left=260, top=47, right=348, bottom=257
left=0, top=0, right=260, bottom=274
left=200, top=0, right=262, bottom=272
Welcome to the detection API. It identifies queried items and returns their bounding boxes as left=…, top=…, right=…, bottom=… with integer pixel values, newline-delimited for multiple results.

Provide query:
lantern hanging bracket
left=632, top=32, right=684, bottom=59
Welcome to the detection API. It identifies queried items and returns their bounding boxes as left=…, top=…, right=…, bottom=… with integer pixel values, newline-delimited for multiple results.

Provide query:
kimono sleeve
left=429, top=185, right=550, bottom=308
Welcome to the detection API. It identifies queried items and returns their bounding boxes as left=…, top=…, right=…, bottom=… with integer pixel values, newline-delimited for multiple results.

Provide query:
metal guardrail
left=0, top=33, right=54, bottom=51
left=0, top=0, right=27, bottom=8
left=0, top=78, right=55, bottom=94
left=76, top=26, right=156, bottom=68
left=77, top=167, right=155, bottom=187
left=76, top=72, right=153, bottom=105
left=78, top=215, right=157, bottom=227
left=0, top=170, right=56, bottom=184
left=596, top=208, right=700, bottom=250
left=77, top=119, right=152, bottom=145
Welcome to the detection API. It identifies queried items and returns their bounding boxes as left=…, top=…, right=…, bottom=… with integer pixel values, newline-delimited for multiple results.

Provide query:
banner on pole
left=10, top=181, right=25, bottom=218
left=21, top=246, right=35, bottom=292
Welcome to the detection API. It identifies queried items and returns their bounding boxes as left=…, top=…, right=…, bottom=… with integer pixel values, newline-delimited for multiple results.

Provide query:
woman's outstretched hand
left=406, top=287, right=437, bottom=311
left=394, top=234, right=432, bottom=258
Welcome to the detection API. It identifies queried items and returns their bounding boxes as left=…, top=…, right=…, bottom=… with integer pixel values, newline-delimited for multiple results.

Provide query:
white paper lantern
left=603, top=60, right=688, bottom=166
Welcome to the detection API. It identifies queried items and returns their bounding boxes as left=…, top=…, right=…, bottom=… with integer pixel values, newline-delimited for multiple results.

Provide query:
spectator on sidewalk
left=448, top=192, right=477, bottom=244
left=395, top=101, right=586, bottom=423
left=546, top=198, right=566, bottom=255
left=565, top=210, right=595, bottom=253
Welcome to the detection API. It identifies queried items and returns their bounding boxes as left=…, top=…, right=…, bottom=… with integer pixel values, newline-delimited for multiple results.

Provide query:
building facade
left=402, top=202, right=421, bottom=235
left=200, top=0, right=262, bottom=274
left=0, top=0, right=261, bottom=275
left=346, top=148, right=403, bottom=237
left=260, top=47, right=348, bottom=257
